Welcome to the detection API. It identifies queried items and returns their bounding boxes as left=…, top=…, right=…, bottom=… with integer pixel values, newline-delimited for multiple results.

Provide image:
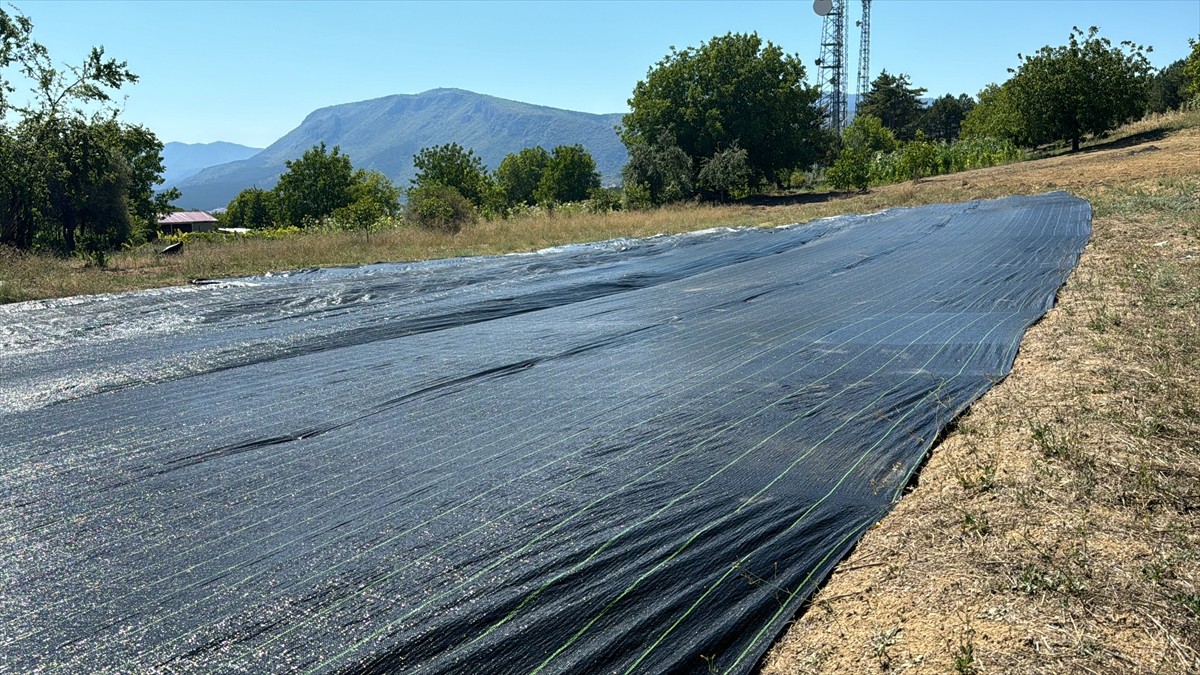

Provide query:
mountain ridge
left=172, top=89, right=628, bottom=210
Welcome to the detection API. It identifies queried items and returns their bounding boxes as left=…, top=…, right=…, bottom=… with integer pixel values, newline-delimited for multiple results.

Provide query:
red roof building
left=157, top=211, right=219, bottom=234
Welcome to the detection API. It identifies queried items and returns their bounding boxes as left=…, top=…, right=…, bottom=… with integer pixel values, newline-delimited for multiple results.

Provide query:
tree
left=410, top=142, right=495, bottom=209
left=0, top=6, right=169, bottom=255
left=225, top=187, right=278, bottom=229
left=919, top=94, right=974, bottom=142
left=273, top=142, right=355, bottom=226
left=621, top=130, right=694, bottom=207
left=334, top=169, right=400, bottom=233
left=826, top=114, right=897, bottom=192
left=623, top=32, right=824, bottom=189
left=696, top=142, right=752, bottom=201
left=1146, top=59, right=1187, bottom=114
left=1184, top=37, right=1200, bottom=102
left=1006, top=26, right=1152, bottom=151
left=857, top=71, right=928, bottom=141
left=535, top=144, right=600, bottom=205
left=495, top=146, right=550, bottom=207
left=960, top=82, right=1026, bottom=144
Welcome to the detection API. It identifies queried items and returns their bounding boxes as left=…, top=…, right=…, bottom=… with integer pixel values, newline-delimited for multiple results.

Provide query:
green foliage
left=623, top=32, right=824, bottom=188
left=898, top=131, right=939, bottom=181
left=273, top=142, right=355, bottom=226
left=827, top=149, right=872, bottom=191
left=494, top=146, right=550, bottom=207
left=842, top=114, right=899, bottom=155
left=960, top=83, right=1027, bottom=144
left=1146, top=59, right=1188, bottom=114
left=919, top=94, right=975, bottom=142
left=1184, top=37, right=1200, bottom=102
left=225, top=187, right=278, bottom=229
left=696, top=142, right=752, bottom=201
left=857, top=71, right=928, bottom=141
left=535, top=144, right=601, bottom=205
left=410, top=142, right=496, bottom=210
left=827, top=115, right=897, bottom=192
left=404, top=183, right=476, bottom=233
left=0, top=7, right=168, bottom=255
left=621, top=130, right=694, bottom=206
left=1006, top=26, right=1152, bottom=151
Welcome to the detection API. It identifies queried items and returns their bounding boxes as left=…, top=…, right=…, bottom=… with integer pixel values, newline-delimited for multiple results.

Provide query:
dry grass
left=762, top=113, right=1200, bottom=673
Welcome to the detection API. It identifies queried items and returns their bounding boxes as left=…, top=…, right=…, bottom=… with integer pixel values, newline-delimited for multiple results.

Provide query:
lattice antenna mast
left=813, top=0, right=848, bottom=133
left=856, top=0, right=872, bottom=102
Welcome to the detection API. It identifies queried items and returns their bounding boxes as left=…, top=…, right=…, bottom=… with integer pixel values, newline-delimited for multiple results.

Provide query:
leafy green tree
left=621, top=130, right=694, bottom=207
left=960, top=82, right=1026, bottom=144
left=225, top=187, right=278, bottom=229
left=919, top=94, right=974, bottom=142
left=898, top=131, right=939, bottom=181
left=623, top=32, right=824, bottom=188
left=410, top=142, right=496, bottom=209
left=826, top=114, right=897, bottom=192
left=273, top=142, right=355, bottom=226
left=535, top=144, right=600, bottom=205
left=1146, top=59, right=1187, bottom=114
left=1184, top=37, right=1200, bottom=102
left=1006, top=26, right=1152, bottom=151
left=857, top=71, right=928, bottom=141
left=494, top=146, right=550, bottom=207
left=696, top=142, right=752, bottom=201
left=0, top=6, right=169, bottom=255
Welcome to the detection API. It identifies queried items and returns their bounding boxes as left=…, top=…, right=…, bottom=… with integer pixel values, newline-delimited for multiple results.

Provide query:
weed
left=953, top=641, right=977, bottom=675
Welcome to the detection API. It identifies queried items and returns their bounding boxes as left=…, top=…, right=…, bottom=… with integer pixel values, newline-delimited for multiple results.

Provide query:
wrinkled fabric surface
left=0, top=192, right=1090, bottom=674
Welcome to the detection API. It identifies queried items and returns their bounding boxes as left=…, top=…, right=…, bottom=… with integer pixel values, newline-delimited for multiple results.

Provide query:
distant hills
left=170, top=89, right=628, bottom=210
left=160, top=141, right=263, bottom=187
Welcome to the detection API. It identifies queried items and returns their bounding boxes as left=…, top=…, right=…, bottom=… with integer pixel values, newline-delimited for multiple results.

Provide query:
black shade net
left=0, top=191, right=1091, bottom=673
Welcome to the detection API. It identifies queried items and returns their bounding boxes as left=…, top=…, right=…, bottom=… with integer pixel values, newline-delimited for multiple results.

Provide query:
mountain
left=171, top=89, right=628, bottom=210
left=160, top=141, right=263, bottom=187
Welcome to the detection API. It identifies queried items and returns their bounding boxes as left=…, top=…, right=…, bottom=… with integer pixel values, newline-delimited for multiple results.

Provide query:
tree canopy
left=622, top=32, right=824, bottom=192
left=0, top=7, right=173, bottom=256
left=273, top=142, right=355, bottom=226
left=856, top=71, right=928, bottom=142
left=1007, top=26, right=1151, bottom=151
left=410, top=142, right=495, bottom=209
left=534, top=144, right=600, bottom=205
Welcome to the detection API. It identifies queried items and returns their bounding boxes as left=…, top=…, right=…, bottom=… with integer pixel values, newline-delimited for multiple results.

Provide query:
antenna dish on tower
left=813, top=0, right=833, bottom=16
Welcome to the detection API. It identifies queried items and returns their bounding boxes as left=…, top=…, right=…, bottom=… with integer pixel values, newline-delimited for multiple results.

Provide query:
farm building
left=157, top=211, right=219, bottom=234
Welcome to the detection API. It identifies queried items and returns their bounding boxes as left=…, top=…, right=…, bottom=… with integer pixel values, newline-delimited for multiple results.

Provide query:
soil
left=760, top=119, right=1200, bottom=674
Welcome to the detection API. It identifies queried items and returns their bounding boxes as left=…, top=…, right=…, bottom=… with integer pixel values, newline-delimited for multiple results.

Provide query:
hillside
left=160, top=141, right=263, bottom=187
left=171, top=89, right=627, bottom=210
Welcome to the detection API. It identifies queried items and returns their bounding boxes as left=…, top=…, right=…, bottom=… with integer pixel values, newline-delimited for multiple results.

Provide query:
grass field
left=3, top=112, right=1197, bottom=673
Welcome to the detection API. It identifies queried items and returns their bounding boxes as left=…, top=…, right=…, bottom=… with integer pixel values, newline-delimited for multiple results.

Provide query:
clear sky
left=11, top=0, right=1199, bottom=148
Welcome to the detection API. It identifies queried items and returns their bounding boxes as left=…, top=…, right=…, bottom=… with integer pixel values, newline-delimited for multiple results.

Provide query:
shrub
left=404, top=184, right=477, bottom=233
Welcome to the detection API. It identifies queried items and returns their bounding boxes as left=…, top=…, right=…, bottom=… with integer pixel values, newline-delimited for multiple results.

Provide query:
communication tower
left=812, top=0, right=848, bottom=133
left=856, top=0, right=872, bottom=102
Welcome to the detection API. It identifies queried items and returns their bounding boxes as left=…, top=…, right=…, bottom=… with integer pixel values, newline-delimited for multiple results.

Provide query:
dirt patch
left=761, top=119, right=1200, bottom=673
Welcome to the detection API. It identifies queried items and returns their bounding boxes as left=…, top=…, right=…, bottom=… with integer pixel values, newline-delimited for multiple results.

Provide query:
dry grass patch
left=762, top=115, right=1200, bottom=673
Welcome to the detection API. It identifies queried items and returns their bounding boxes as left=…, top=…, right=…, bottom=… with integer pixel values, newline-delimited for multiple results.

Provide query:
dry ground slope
left=762, top=118, right=1200, bottom=673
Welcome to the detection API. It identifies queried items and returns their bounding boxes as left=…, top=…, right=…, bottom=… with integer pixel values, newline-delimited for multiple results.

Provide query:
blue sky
left=12, top=0, right=1200, bottom=147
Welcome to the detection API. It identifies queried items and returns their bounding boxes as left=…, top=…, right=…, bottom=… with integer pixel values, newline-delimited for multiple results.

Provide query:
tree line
left=4, top=9, right=1199, bottom=251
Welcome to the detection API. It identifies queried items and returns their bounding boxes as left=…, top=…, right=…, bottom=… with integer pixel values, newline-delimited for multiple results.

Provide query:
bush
left=827, top=149, right=872, bottom=191
left=404, top=184, right=477, bottom=233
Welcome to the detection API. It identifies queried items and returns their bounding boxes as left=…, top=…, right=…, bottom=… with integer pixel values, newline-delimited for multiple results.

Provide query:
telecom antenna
left=857, top=0, right=871, bottom=104
left=813, top=0, right=848, bottom=133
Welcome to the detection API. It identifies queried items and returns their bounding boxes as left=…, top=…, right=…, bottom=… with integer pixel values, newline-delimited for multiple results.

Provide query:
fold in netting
left=0, top=191, right=1091, bottom=674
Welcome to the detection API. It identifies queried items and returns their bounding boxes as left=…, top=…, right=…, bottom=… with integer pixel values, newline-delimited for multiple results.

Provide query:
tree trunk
left=1072, top=136, right=1080, bottom=152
